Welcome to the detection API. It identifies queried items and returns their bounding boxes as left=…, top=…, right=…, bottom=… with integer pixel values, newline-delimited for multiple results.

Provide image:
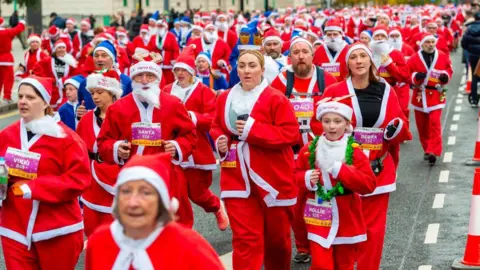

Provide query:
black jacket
left=462, top=21, right=480, bottom=57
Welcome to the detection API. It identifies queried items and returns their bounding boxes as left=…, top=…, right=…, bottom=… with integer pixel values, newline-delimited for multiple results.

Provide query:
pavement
left=0, top=50, right=476, bottom=270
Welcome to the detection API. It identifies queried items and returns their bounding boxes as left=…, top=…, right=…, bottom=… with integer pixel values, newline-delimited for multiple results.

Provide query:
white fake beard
left=157, top=28, right=167, bottom=37
left=315, top=135, right=347, bottom=172
left=370, top=40, right=391, bottom=55
left=57, top=53, right=78, bottom=68
left=388, top=38, right=403, bottom=51
left=314, top=18, right=326, bottom=28
left=326, top=37, right=344, bottom=51
left=204, top=32, right=218, bottom=43
left=215, top=21, right=228, bottom=32
left=132, top=81, right=161, bottom=108
left=24, top=115, right=66, bottom=138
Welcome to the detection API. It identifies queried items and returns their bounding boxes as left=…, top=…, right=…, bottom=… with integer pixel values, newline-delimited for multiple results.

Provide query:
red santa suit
left=346, top=16, right=362, bottom=40
left=190, top=36, right=231, bottom=80
left=97, top=63, right=197, bottom=228
left=0, top=19, right=25, bottom=101
left=20, top=42, right=49, bottom=79
left=148, top=32, right=180, bottom=85
left=41, top=27, right=73, bottom=56
left=295, top=132, right=376, bottom=269
left=210, top=80, right=299, bottom=270
left=313, top=43, right=349, bottom=82
left=0, top=77, right=90, bottom=269
left=218, top=28, right=238, bottom=51
left=408, top=40, right=453, bottom=157
left=72, top=31, right=87, bottom=59
left=132, top=35, right=150, bottom=50
left=163, top=78, right=221, bottom=216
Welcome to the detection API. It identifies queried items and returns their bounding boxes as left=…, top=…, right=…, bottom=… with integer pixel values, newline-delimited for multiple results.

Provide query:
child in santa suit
left=96, top=60, right=197, bottom=228
left=296, top=99, right=376, bottom=269
left=76, top=70, right=123, bottom=237
left=408, top=33, right=453, bottom=165
left=58, top=75, right=83, bottom=131
left=0, top=76, right=90, bottom=269
left=85, top=153, right=225, bottom=270
left=163, top=45, right=229, bottom=231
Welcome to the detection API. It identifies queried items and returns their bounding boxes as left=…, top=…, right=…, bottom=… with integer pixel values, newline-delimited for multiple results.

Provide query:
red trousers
left=2, top=230, right=83, bottom=270
left=163, top=69, right=175, bottom=85
left=185, top=169, right=221, bottom=213
left=0, top=65, right=14, bottom=100
left=357, top=193, right=390, bottom=270
left=83, top=207, right=114, bottom=237
left=310, top=241, right=362, bottom=270
left=414, top=109, right=443, bottom=156
left=292, top=189, right=310, bottom=253
left=172, top=165, right=194, bottom=228
left=224, top=189, right=294, bottom=270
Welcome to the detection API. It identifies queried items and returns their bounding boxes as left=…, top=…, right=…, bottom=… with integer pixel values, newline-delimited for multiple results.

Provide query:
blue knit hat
left=181, top=16, right=192, bottom=25
left=64, top=75, right=85, bottom=90
left=360, top=30, right=373, bottom=40
left=94, top=40, right=117, bottom=63
left=237, top=19, right=262, bottom=50
left=174, top=18, right=181, bottom=25
left=149, top=11, right=159, bottom=22
left=196, top=51, right=212, bottom=66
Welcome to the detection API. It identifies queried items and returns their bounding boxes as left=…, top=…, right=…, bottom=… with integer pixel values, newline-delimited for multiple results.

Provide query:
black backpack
left=285, top=66, right=325, bottom=98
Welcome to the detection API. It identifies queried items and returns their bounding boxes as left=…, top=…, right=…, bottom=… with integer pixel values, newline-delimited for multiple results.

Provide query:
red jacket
left=411, top=32, right=450, bottom=54
left=295, top=139, right=376, bottom=248
left=346, top=17, right=362, bottom=39
left=41, top=36, right=72, bottom=55
left=85, top=221, right=224, bottom=270
left=311, top=79, right=412, bottom=196
left=376, top=49, right=409, bottom=86
left=218, top=29, right=238, bottom=51
left=210, top=81, right=299, bottom=206
left=0, top=118, right=90, bottom=248
left=21, top=49, right=49, bottom=78
left=148, top=32, right=180, bottom=69
left=0, top=21, right=26, bottom=65
left=72, top=31, right=89, bottom=59
left=132, top=35, right=150, bottom=50
left=401, top=43, right=416, bottom=60
left=189, top=37, right=231, bottom=79
left=408, top=49, right=453, bottom=113
left=163, top=80, right=217, bottom=169
left=313, top=43, right=349, bottom=82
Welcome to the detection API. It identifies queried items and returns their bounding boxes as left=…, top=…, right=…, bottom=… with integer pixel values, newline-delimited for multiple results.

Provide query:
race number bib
left=290, top=99, right=314, bottom=118
left=321, top=63, right=340, bottom=77
left=428, top=69, right=442, bottom=83
left=221, top=144, right=237, bottom=168
left=304, top=198, right=332, bottom=227
left=131, top=122, right=162, bottom=146
left=378, top=66, right=391, bottom=78
left=354, top=127, right=384, bottom=151
left=4, top=147, right=41, bottom=179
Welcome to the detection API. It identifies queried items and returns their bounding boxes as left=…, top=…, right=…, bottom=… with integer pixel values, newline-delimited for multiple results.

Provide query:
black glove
left=415, top=72, right=427, bottom=82
left=385, top=119, right=400, bottom=139
left=439, top=73, right=449, bottom=84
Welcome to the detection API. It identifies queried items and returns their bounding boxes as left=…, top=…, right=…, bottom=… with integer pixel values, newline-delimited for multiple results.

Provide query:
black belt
left=338, top=188, right=353, bottom=196
left=425, top=86, right=439, bottom=90
left=88, top=152, right=103, bottom=163
left=370, top=153, right=388, bottom=176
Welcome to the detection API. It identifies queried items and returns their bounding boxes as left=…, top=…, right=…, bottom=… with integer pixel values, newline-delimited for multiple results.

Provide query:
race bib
left=304, top=198, right=332, bottom=227
left=354, top=127, right=384, bottom=150
left=131, top=122, right=162, bottom=146
left=4, top=147, right=41, bottom=180
left=428, top=69, right=442, bottom=83
left=321, top=63, right=340, bottom=77
left=378, top=66, right=391, bottom=78
left=221, top=144, right=237, bottom=168
left=290, top=99, right=314, bottom=118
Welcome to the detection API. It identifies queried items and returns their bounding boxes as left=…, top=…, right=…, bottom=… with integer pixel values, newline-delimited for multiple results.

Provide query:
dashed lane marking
left=448, top=136, right=456, bottom=145
left=219, top=252, right=233, bottom=270
left=456, top=99, right=463, bottom=104
left=425, top=223, right=440, bottom=244
left=450, top=124, right=458, bottom=131
left=432, top=194, right=446, bottom=209
left=454, top=105, right=462, bottom=112
left=439, top=170, right=450, bottom=183
left=453, top=114, right=460, bottom=121
left=418, top=265, right=432, bottom=270
left=443, top=152, right=453, bottom=163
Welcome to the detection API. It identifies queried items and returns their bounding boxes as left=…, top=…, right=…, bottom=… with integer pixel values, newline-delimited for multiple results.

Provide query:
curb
left=452, top=259, right=480, bottom=269
left=0, top=103, right=18, bottom=114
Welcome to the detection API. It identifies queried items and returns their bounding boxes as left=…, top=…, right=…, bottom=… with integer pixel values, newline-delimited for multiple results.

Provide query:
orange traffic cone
left=466, top=111, right=480, bottom=166
left=452, top=168, right=480, bottom=269
left=465, top=65, right=472, bottom=95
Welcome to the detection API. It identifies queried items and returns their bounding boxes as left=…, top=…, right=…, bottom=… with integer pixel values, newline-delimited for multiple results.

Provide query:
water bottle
left=0, top=157, right=8, bottom=200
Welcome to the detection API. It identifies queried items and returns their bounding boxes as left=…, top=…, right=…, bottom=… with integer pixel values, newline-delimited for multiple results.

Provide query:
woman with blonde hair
left=210, top=50, right=299, bottom=270
left=311, top=43, right=412, bottom=270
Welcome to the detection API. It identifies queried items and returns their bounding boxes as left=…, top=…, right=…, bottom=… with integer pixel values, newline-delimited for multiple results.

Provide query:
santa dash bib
left=321, top=63, right=340, bottom=77
left=221, top=144, right=237, bottom=168
left=304, top=195, right=333, bottom=228
left=354, top=127, right=384, bottom=151
left=131, top=122, right=162, bottom=147
left=378, top=66, right=391, bottom=78
left=4, top=147, right=41, bottom=179
left=290, top=99, right=314, bottom=118
left=428, top=69, right=442, bottom=84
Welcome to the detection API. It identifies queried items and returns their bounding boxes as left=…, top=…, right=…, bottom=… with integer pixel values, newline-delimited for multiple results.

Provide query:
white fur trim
left=173, top=62, right=195, bottom=75
left=325, top=26, right=343, bottom=33
left=263, top=36, right=283, bottom=46
left=27, top=36, right=42, bottom=44
left=93, top=46, right=115, bottom=62
left=195, top=54, right=212, bottom=66
left=290, top=37, right=313, bottom=51
left=20, top=184, right=31, bottom=199
left=113, top=140, right=125, bottom=165
left=419, top=34, right=437, bottom=48
left=384, top=117, right=404, bottom=140
left=346, top=43, right=372, bottom=63
left=389, top=29, right=402, bottom=37
left=330, top=161, right=342, bottom=179
left=130, top=61, right=162, bottom=80
left=66, top=19, right=75, bottom=25
left=64, top=78, right=80, bottom=90
left=20, top=77, right=51, bottom=103
left=215, top=135, right=229, bottom=162
left=316, top=101, right=353, bottom=121
left=188, top=111, right=197, bottom=126
left=382, top=57, right=393, bottom=67
left=237, top=44, right=261, bottom=50
left=238, top=116, right=255, bottom=141
left=373, top=29, right=388, bottom=38
left=53, top=41, right=66, bottom=52
left=116, top=166, right=170, bottom=208
left=166, top=140, right=183, bottom=165
left=86, top=74, right=122, bottom=99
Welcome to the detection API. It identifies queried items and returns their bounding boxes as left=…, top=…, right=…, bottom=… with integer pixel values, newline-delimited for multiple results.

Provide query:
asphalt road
left=0, top=50, right=473, bottom=270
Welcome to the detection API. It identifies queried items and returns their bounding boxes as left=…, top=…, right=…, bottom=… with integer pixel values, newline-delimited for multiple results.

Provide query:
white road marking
left=453, top=114, right=460, bottom=121
left=450, top=124, right=458, bottom=131
left=458, top=93, right=463, bottom=98
left=443, top=152, right=453, bottom=163
left=455, top=105, right=462, bottom=112
left=432, top=194, right=446, bottom=209
left=419, top=265, right=432, bottom=270
left=425, top=223, right=440, bottom=244
left=448, top=136, right=456, bottom=145
left=439, top=170, right=450, bottom=183
left=461, top=75, right=466, bottom=85
left=456, top=99, right=463, bottom=104
left=220, top=252, right=233, bottom=270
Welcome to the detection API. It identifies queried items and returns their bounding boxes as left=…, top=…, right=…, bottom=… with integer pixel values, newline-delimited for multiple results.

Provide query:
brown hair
left=238, top=50, right=265, bottom=69
left=21, top=82, right=54, bottom=116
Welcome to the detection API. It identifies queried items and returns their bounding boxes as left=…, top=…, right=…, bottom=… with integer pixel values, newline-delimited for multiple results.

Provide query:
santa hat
left=201, top=12, right=211, bottom=20
left=345, top=42, right=373, bottom=63
left=290, top=36, right=313, bottom=52
left=372, top=25, right=389, bottom=38
left=305, top=26, right=321, bottom=39
left=191, top=22, right=204, bottom=32
left=389, top=27, right=402, bottom=37
left=81, top=18, right=91, bottom=28
left=116, top=29, right=127, bottom=37
left=173, top=45, right=196, bottom=75
left=27, top=34, right=42, bottom=44
left=424, top=19, right=438, bottom=28
left=66, top=18, right=75, bottom=25
left=86, top=70, right=122, bottom=99
left=205, top=23, right=216, bottom=31
left=196, top=51, right=212, bottom=66
left=262, top=29, right=282, bottom=46
left=140, top=24, right=149, bottom=33
left=324, top=19, right=343, bottom=33
left=149, top=11, right=159, bottom=22
left=130, top=60, right=162, bottom=81
left=48, top=26, right=60, bottom=38
left=0, top=17, right=4, bottom=27
left=94, top=40, right=117, bottom=63
left=419, top=33, right=437, bottom=48
left=237, top=19, right=263, bottom=51
left=216, top=13, right=227, bottom=20
left=115, top=153, right=178, bottom=213
left=53, top=39, right=67, bottom=53
left=64, top=75, right=84, bottom=90
left=316, top=100, right=353, bottom=121
left=20, top=76, right=53, bottom=104
left=156, top=19, right=168, bottom=28
left=360, top=30, right=373, bottom=39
